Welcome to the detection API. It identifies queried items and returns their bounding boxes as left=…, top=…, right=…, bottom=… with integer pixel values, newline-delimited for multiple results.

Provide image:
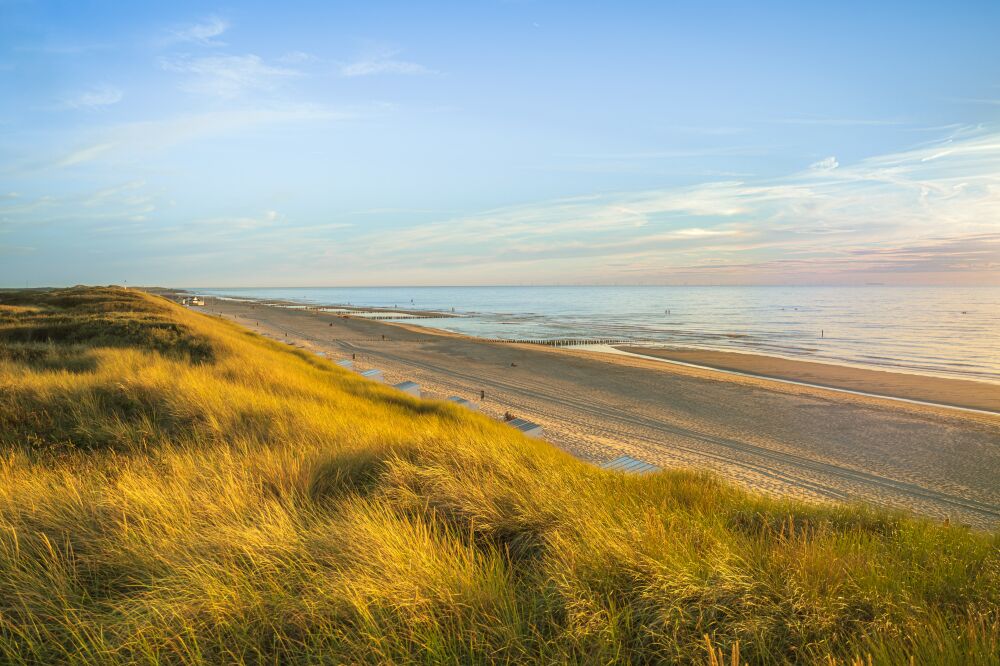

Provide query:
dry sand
left=195, top=296, right=1000, bottom=530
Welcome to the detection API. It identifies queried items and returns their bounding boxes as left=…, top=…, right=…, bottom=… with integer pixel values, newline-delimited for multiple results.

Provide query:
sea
left=197, top=286, right=1000, bottom=384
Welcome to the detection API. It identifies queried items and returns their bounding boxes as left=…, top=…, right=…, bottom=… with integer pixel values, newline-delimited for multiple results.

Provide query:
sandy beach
left=617, top=346, right=1000, bottom=413
left=194, top=295, right=1000, bottom=529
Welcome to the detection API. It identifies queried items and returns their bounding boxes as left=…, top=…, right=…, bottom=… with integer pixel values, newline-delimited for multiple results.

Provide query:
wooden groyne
left=344, top=313, right=454, bottom=321
left=481, top=337, right=635, bottom=347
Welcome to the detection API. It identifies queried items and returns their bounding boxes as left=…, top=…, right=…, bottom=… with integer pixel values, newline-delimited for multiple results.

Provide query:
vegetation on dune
left=0, top=287, right=997, bottom=664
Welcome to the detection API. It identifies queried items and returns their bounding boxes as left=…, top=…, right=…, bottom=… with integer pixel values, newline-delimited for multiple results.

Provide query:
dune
left=2, top=286, right=996, bottom=664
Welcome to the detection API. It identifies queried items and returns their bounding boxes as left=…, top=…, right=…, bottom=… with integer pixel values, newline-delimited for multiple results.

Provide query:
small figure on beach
left=510, top=362, right=517, bottom=367
left=503, top=411, right=514, bottom=421
left=480, top=390, right=485, bottom=400
left=352, top=353, right=356, bottom=360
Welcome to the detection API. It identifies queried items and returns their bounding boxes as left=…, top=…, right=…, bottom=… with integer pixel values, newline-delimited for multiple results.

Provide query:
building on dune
left=359, top=368, right=384, bottom=383
left=446, top=396, right=478, bottom=411
left=393, top=381, right=421, bottom=397
left=506, top=417, right=543, bottom=438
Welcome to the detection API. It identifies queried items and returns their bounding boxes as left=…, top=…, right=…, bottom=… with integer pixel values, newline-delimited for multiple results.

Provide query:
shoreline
left=182, top=290, right=1000, bottom=414
left=186, top=287, right=1000, bottom=388
left=187, top=293, right=1000, bottom=529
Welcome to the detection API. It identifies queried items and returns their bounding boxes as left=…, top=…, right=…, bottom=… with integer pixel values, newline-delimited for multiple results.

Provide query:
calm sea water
left=199, top=286, right=1000, bottom=383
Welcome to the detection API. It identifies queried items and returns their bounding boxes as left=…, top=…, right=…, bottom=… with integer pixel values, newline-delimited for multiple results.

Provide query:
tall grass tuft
left=0, top=287, right=997, bottom=664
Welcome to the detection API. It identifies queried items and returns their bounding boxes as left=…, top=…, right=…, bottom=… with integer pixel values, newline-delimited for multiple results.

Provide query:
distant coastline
left=193, top=285, right=1000, bottom=386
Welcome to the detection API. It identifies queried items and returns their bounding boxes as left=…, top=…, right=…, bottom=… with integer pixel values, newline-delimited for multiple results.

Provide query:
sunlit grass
left=0, top=287, right=996, bottom=664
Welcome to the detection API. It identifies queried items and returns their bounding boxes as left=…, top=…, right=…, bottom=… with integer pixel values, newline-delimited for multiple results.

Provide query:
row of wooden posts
left=482, top=337, right=634, bottom=347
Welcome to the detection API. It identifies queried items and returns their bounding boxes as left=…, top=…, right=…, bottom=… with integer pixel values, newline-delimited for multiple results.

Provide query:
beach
left=196, top=295, right=1000, bottom=529
left=617, top=346, right=1000, bottom=413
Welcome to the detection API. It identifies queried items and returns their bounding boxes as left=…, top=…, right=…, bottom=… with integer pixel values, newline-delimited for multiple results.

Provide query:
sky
left=1, top=0, right=998, bottom=287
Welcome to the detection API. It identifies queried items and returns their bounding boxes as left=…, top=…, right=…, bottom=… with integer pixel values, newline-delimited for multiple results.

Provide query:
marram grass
left=0, top=287, right=996, bottom=665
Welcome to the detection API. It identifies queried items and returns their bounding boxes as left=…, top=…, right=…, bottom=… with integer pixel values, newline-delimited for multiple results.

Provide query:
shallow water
left=199, top=286, right=1000, bottom=384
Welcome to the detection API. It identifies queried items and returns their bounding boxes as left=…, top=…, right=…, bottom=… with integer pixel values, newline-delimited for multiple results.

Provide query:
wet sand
left=617, top=347, right=1000, bottom=413
left=193, top=295, right=1000, bottom=529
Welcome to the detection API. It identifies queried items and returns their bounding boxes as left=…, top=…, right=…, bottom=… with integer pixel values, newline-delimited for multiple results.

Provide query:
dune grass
left=0, top=286, right=996, bottom=664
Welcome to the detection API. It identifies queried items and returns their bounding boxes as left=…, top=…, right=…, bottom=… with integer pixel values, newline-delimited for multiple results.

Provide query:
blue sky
left=1, top=0, right=998, bottom=286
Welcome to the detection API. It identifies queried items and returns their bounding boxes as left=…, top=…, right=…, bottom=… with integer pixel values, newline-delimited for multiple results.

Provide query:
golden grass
left=0, top=286, right=997, bottom=664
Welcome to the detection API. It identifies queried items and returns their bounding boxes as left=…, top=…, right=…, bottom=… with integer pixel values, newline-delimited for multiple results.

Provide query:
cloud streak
left=339, top=126, right=1000, bottom=283
left=339, top=48, right=435, bottom=77
left=167, top=16, right=229, bottom=46
left=36, top=105, right=346, bottom=171
left=159, top=54, right=301, bottom=98
left=60, top=85, right=123, bottom=109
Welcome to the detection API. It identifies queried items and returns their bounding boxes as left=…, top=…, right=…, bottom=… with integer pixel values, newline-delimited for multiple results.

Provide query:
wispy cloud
left=339, top=48, right=435, bottom=77
left=59, top=85, right=123, bottom=110
left=55, top=142, right=117, bottom=168
left=82, top=180, right=147, bottom=207
left=143, top=212, right=352, bottom=253
left=0, top=180, right=158, bottom=228
left=167, top=16, right=229, bottom=46
left=337, top=126, right=1000, bottom=283
left=45, top=106, right=345, bottom=170
left=809, top=156, right=839, bottom=171
left=159, top=54, right=301, bottom=98
left=653, top=233, right=1000, bottom=280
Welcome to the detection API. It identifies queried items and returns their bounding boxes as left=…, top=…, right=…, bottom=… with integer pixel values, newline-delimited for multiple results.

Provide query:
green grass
left=0, top=286, right=997, bottom=664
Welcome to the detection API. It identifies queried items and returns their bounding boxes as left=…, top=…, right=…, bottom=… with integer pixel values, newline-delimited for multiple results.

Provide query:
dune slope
left=0, top=287, right=997, bottom=664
